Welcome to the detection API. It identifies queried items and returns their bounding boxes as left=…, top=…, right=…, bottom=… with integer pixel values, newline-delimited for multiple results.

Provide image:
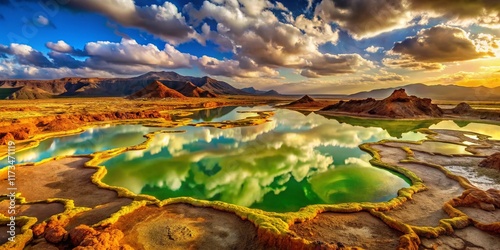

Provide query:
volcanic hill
left=320, top=89, right=444, bottom=118
left=129, top=81, right=186, bottom=99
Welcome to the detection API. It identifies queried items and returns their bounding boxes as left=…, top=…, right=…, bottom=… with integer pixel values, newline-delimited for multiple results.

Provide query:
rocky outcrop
left=452, top=102, right=473, bottom=114
left=290, top=95, right=315, bottom=105
left=0, top=111, right=170, bottom=144
left=283, top=95, right=332, bottom=110
left=129, top=81, right=186, bottom=99
left=70, top=225, right=129, bottom=249
left=321, top=89, right=444, bottom=118
left=479, top=152, right=500, bottom=171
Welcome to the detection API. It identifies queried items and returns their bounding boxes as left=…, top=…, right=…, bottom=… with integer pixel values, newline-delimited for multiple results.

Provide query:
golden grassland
left=0, top=96, right=292, bottom=121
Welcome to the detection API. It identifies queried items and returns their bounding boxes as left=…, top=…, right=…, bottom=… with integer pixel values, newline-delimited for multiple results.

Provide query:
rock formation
left=167, top=81, right=217, bottom=98
left=129, top=81, right=186, bottom=99
left=479, top=152, right=500, bottom=171
left=289, top=95, right=315, bottom=105
left=452, top=102, right=473, bottom=115
left=320, top=89, right=444, bottom=118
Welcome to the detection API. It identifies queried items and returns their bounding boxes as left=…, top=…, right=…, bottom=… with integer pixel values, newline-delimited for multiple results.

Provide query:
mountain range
left=0, top=71, right=280, bottom=99
left=1, top=73, right=499, bottom=101
left=240, top=87, right=280, bottom=96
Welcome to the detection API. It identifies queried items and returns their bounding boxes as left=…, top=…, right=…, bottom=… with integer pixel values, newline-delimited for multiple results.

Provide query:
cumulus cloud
left=0, top=39, right=198, bottom=79
left=84, top=39, right=194, bottom=68
left=46, top=40, right=72, bottom=53
left=365, top=46, right=383, bottom=53
left=58, top=0, right=197, bottom=44
left=383, top=25, right=497, bottom=71
left=0, top=60, right=115, bottom=79
left=1, top=43, right=53, bottom=68
left=46, top=40, right=87, bottom=57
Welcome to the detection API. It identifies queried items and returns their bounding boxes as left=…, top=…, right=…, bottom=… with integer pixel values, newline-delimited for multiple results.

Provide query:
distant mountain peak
left=241, top=87, right=280, bottom=95
left=134, top=71, right=181, bottom=80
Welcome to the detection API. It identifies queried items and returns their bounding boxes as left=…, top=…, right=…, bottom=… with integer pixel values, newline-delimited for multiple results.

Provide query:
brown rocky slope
left=129, top=81, right=186, bottom=99
left=479, top=152, right=500, bottom=171
left=320, top=89, right=444, bottom=118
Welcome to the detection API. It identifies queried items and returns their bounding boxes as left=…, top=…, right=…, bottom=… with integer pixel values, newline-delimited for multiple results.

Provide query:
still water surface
left=6, top=106, right=499, bottom=212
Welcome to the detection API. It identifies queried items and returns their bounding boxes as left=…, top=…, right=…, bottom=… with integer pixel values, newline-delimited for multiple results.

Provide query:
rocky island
left=319, top=89, right=444, bottom=118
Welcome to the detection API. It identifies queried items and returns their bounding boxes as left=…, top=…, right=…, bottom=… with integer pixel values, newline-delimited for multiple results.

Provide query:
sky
left=0, top=0, right=499, bottom=94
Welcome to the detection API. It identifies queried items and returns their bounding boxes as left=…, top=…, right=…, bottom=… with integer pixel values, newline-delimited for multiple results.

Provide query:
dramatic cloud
left=186, top=0, right=369, bottom=79
left=58, top=0, right=197, bottom=44
left=392, top=25, right=495, bottom=62
left=314, top=0, right=413, bottom=39
left=383, top=25, right=498, bottom=71
left=408, top=0, right=500, bottom=28
left=314, top=0, right=500, bottom=39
